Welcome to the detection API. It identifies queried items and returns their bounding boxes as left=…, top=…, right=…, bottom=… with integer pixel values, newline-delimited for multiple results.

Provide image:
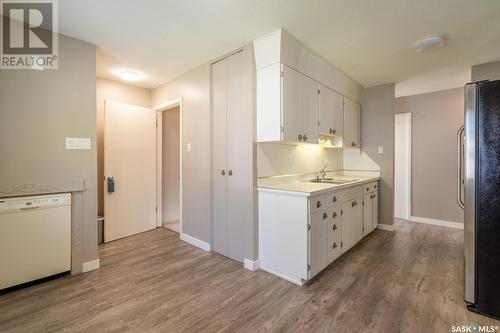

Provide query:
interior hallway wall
left=162, top=107, right=180, bottom=224
left=152, top=64, right=212, bottom=244
left=361, top=83, right=395, bottom=226
left=96, top=78, right=152, bottom=216
left=395, top=87, right=464, bottom=223
left=0, top=35, right=98, bottom=264
left=471, top=60, right=500, bottom=82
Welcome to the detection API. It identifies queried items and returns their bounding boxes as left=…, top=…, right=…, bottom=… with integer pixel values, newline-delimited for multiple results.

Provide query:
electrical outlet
left=378, top=146, right=384, bottom=154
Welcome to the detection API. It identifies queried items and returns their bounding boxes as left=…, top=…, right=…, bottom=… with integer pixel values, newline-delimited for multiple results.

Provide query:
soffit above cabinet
left=254, top=29, right=363, bottom=103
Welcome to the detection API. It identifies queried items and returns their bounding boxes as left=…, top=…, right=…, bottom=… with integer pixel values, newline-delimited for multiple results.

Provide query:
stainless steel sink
left=306, top=177, right=358, bottom=184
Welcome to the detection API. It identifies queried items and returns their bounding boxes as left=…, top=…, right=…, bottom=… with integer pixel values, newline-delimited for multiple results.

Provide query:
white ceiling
left=59, top=0, right=500, bottom=94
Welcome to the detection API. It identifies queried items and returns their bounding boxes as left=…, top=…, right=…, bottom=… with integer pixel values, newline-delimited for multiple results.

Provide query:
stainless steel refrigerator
left=460, top=80, right=500, bottom=319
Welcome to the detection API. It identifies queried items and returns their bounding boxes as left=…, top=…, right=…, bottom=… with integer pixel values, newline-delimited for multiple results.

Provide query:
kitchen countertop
left=258, top=176, right=380, bottom=197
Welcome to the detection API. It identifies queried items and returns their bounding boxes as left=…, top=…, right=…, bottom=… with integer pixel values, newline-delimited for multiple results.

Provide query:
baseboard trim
left=180, top=233, right=211, bottom=252
left=243, top=258, right=260, bottom=271
left=82, top=258, right=100, bottom=273
left=376, top=224, right=395, bottom=232
left=259, top=265, right=304, bottom=286
left=410, top=216, right=463, bottom=229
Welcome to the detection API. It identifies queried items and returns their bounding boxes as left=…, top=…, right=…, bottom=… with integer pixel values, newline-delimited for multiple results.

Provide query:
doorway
left=394, top=113, right=412, bottom=220
left=155, top=99, right=183, bottom=234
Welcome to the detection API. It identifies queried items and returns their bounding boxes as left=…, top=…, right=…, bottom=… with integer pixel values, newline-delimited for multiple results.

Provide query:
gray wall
left=152, top=64, right=212, bottom=243
left=471, top=60, right=500, bottom=82
left=396, top=88, right=464, bottom=223
left=362, top=84, right=395, bottom=226
left=0, top=35, right=98, bottom=263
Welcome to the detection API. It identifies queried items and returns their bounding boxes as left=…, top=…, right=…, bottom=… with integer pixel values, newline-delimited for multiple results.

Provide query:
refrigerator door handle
left=457, top=125, right=465, bottom=209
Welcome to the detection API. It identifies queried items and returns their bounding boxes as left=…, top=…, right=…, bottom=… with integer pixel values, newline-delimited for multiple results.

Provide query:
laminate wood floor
left=1, top=220, right=499, bottom=332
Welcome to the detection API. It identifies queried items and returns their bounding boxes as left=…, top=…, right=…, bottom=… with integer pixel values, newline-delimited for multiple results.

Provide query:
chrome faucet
left=316, top=162, right=332, bottom=180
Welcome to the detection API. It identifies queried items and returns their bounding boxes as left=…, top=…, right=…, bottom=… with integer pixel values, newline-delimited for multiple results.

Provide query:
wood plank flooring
left=1, top=220, right=499, bottom=332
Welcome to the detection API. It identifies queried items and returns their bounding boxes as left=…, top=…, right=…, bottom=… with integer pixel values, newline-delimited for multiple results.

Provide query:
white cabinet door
left=309, top=210, right=328, bottom=278
left=363, top=193, right=373, bottom=237
left=343, top=97, right=361, bottom=149
left=372, top=190, right=379, bottom=229
left=341, top=197, right=363, bottom=253
left=282, top=65, right=302, bottom=142
left=319, top=85, right=344, bottom=137
left=301, top=75, right=319, bottom=144
left=327, top=205, right=342, bottom=263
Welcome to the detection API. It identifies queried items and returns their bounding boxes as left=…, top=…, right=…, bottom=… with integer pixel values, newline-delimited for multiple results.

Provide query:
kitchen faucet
left=315, top=162, right=332, bottom=180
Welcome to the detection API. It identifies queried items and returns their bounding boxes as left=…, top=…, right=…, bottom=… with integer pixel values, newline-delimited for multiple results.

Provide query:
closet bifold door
left=226, top=49, right=253, bottom=263
left=211, top=58, right=228, bottom=256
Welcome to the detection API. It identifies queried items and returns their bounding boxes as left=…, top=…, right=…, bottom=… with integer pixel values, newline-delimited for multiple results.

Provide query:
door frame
left=154, top=97, right=183, bottom=233
left=394, top=112, right=412, bottom=220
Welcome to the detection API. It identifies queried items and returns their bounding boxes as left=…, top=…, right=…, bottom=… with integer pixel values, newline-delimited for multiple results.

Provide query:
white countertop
left=258, top=176, right=380, bottom=197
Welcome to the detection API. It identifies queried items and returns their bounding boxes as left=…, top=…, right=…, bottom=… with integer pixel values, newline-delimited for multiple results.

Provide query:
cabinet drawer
left=363, top=181, right=378, bottom=193
left=341, top=186, right=362, bottom=201
left=326, top=191, right=341, bottom=206
left=309, top=194, right=326, bottom=214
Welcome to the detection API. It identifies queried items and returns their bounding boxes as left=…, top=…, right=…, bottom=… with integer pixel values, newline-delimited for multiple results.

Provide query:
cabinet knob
left=333, top=224, right=337, bottom=230
left=228, top=169, right=233, bottom=176
left=332, top=196, right=337, bottom=203
left=373, top=194, right=376, bottom=198
left=333, top=242, right=337, bottom=249
left=221, top=169, right=226, bottom=176
left=374, top=184, right=377, bottom=189
left=298, top=134, right=303, bottom=141
left=323, top=212, right=327, bottom=220
left=366, top=187, right=369, bottom=191
left=331, top=128, right=336, bottom=135
left=303, top=134, right=308, bottom=142
left=316, top=201, right=321, bottom=208
left=352, top=200, right=357, bottom=207
left=333, top=211, right=337, bottom=218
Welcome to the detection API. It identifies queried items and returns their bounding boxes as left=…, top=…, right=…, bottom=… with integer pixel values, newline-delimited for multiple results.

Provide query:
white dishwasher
left=0, top=193, right=71, bottom=290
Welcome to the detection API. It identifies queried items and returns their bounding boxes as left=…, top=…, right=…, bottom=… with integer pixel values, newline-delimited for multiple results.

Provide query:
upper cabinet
left=343, top=97, right=361, bottom=149
left=319, top=84, right=344, bottom=138
left=254, top=29, right=363, bottom=145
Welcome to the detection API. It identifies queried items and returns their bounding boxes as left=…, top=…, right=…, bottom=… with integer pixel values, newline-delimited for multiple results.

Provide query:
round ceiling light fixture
left=414, top=36, right=446, bottom=52
left=119, top=70, right=141, bottom=82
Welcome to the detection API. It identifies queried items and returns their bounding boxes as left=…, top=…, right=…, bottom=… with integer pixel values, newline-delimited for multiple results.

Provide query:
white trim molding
left=82, top=258, right=100, bottom=273
left=410, top=216, right=464, bottom=229
left=180, top=233, right=211, bottom=252
left=243, top=259, right=260, bottom=271
left=376, top=224, right=395, bottom=232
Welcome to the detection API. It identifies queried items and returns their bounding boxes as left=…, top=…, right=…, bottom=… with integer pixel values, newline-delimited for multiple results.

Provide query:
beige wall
left=257, top=143, right=343, bottom=177
left=396, top=88, right=464, bottom=223
left=96, top=78, right=152, bottom=216
left=0, top=35, right=98, bottom=263
left=162, top=107, right=180, bottom=223
left=152, top=64, right=211, bottom=243
left=471, top=60, right=500, bottom=82
left=361, top=84, right=395, bottom=226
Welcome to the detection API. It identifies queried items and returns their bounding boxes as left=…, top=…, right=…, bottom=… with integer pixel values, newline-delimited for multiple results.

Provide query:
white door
left=363, top=193, right=373, bottom=237
left=282, top=65, right=302, bottom=142
left=301, top=75, right=319, bottom=143
left=372, top=191, right=379, bottom=229
left=309, top=210, right=327, bottom=278
left=341, top=198, right=362, bottom=253
left=343, top=98, right=361, bottom=148
left=319, top=85, right=344, bottom=137
left=394, top=113, right=412, bottom=219
left=104, top=101, right=157, bottom=242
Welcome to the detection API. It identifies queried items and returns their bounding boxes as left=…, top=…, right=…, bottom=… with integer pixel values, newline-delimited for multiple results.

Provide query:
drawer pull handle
left=316, top=201, right=321, bottom=208
left=332, top=211, right=337, bottom=218
left=323, top=212, right=328, bottom=220
left=333, top=224, right=337, bottom=230
left=333, top=242, right=337, bottom=249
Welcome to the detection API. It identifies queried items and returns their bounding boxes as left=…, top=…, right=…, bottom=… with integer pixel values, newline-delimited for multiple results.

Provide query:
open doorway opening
left=155, top=99, right=182, bottom=234
left=394, top=113, right=412, bottom=220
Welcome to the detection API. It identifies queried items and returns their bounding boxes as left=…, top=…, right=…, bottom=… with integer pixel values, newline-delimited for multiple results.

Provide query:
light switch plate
left=186, top=143, right=192, bottom=152
left=378, top=146, right=384, bottom=154
left=66, top=138, right=91, bottom=150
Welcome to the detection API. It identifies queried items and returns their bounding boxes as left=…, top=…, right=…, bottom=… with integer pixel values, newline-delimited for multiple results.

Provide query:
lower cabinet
left=258, top=180, right=378, bottom=285
left=362, top=182, right=379, bottom=237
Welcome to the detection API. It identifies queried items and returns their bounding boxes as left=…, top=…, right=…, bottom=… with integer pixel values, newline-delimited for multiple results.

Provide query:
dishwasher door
left=0, top=193, right=71, bottom=290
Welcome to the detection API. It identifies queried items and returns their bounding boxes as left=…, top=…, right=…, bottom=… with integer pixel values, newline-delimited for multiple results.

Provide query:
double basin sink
left=305, top=177, right=359, bottom=184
